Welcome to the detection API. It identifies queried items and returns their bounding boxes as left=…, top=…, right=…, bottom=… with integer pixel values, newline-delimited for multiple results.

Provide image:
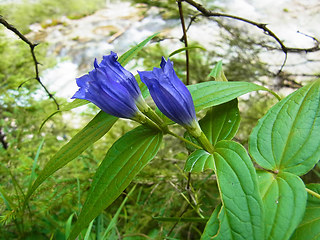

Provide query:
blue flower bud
left=138, top=57, right=197, bottom=128
left=72, top=52, right=143, bottom=119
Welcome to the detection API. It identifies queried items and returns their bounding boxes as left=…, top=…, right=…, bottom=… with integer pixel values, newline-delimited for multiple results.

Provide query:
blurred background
left=1, top=0, right=319, bottom=239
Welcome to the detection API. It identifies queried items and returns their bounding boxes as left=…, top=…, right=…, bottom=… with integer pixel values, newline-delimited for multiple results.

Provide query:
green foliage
left=1, top=1, right=320, bottom=239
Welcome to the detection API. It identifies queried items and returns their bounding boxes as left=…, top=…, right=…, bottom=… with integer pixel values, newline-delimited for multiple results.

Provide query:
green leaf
left=257, top=171, right=307, bottom=240
left=249, top=80, right=320, bottom=175
left=188, top=81, right=280, bottom=112
left=65, top=213, right=75, bottom=240
left=184, top=149, right=214, bottom=173
left=26, top=111, right=117, bottom=201
left=200, top=99, right=240, bottom=145
left=207, top=60, right=227, bottom=82
left=291, top=183, right=320, bottom=240
left=83, top=220, right=94, bottom=240
left=201, top=204, right=221, bottom=240
left=68, top=126, right=163, bottom=240
left=168, top=45, right=206, bottom=58
left=212, top=141, right=264, bottom=240
left=118, top=32, right=159, bottom=66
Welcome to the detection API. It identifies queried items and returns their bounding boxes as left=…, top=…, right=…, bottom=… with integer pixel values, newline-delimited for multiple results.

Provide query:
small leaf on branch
left=207, top=60, right=228, bottom=82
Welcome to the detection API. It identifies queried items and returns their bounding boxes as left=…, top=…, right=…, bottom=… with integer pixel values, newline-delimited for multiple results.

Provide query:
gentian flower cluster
left=72, top=52, right=202, bottom=137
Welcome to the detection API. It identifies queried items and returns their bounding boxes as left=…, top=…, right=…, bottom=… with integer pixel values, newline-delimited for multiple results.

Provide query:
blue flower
left=138, top=57, right=197, bottom=128
left=72, top=52, right=144, bottom=119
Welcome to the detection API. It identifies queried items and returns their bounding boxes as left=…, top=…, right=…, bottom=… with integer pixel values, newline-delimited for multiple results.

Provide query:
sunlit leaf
left=257, top=171, right=307, bottom=240
left=68, top=126, right=162, bottom=240
left=291, top=183, right=320, bottom=240
left=249, top=80, right=320, bottom=175
left=188, top=81, right=280, bottom=112
left=184, top=149, right=214, bottom=173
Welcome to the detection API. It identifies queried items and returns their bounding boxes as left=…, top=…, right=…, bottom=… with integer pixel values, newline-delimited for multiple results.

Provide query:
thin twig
left=177, top=0, right=190, bottom=85
left=182, top=0, right=320, bottom=74
left=0, top=15, right=60, bottom=110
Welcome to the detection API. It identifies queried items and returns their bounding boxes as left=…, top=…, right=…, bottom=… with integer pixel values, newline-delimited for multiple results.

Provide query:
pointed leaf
left=249, top=80, right=320, bottom=175
left=257, top=171, right=307, bottom=240
left=200, top=99, right=240, bottom=145
left=26, top=111, right=117, bottom=200
left=168, top=45, right=206, bottom=57
left=291, top=183, right=320, bottom=240
left=68, top=126, right=162, bottom=240
left=118, top=32, right=159, bottom=66
left=188, top=81, right=280, bottom=112
left=212, top=140, right=264, bottom=240
left=207, top=60, right=227, bottom=82
left=184, top=149, right=214, bottom=173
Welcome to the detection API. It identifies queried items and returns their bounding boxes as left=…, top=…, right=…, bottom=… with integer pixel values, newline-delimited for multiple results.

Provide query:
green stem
left=167, top=130, right=202, bottom=150
left=142, top=107, right=167, bottom=129
left=306, top=187, right=320, bottom=199
left=195, top=132, right=215, bottom=154
left=132, top=112, right=162, bottom=131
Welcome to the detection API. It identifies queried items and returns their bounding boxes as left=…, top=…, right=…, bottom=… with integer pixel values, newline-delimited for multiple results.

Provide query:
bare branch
left=177, top=0, right=190, bottom=85
left=0, top=15, right=60, bottom=110
left=182, top=0, right=320, bottom=73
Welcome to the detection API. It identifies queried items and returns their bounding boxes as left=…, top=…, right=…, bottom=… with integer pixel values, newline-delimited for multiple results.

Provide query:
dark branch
left=177, top=0, right=190, bottom=85
left=182, top=0, right=320, bottom=73
left=0, top=15, right=60, bottom=110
